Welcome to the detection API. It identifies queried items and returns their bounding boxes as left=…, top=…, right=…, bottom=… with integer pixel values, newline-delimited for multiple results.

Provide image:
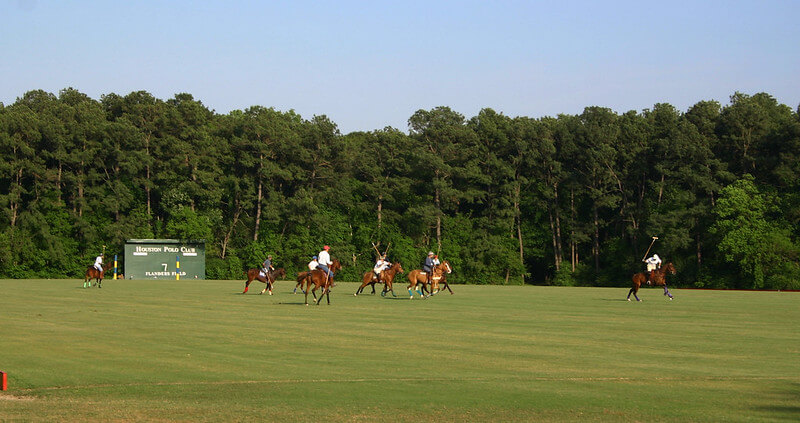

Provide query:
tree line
left=1, top=88, right=799, bottom=289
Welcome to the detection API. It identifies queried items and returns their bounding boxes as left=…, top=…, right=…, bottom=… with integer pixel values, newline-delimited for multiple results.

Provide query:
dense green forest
left=1, top=88, right=799, bottom=288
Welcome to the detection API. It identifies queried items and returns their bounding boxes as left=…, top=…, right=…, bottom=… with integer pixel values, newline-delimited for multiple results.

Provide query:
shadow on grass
left=751, top=382, right=800, bottom=420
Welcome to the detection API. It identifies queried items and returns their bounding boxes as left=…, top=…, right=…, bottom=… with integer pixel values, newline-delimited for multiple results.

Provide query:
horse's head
left=441, top=260, right=452, bottom=274
left=274, top=268, right=286, bottom=278
left=393, top=262, right=404, bottom=273
left=331, top=259, right=342, bottom=273
left=664, top=262, right=676, bottom=275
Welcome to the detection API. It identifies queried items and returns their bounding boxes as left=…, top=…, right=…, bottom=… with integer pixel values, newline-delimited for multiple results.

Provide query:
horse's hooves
left=627, top=298, right=631, bottom=301
left=637, top=299, right=642, bottom=302
left=269, top=292, right=273, bottom=296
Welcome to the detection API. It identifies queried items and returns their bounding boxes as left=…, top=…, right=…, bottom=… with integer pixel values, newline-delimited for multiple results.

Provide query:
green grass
left=1, top=279, right=798, bottom=422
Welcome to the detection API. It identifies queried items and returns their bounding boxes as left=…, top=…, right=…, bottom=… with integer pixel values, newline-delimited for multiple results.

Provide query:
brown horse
left=84, top=262, right=111, bottom=288
left=413, top=260, right=453, bottom=297
left=432, top=260, right=454, bottom=295
left=297, top=259, right=342, bottom=305
left=243, top=268, right=286, bottom=295
left=628, top=262, right=676, bottom=301
left=406, top=262, right=448, bottom=299
left=354, top=262, right=404, bottom=297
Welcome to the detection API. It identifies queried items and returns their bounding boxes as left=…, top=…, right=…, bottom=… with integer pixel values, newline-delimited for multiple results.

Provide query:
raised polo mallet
left=641, top=236, right=658, bottom=261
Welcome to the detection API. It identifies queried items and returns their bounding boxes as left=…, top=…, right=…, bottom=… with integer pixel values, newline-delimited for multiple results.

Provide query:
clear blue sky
left=2, top=0, right=799, bottom=133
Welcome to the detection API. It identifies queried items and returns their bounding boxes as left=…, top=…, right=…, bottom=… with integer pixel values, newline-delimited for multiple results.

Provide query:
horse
left=243, top=268, right=286, bottom=295
left=297, top=259, right=342, bottom=305
left=433, top=260, right=454, bottom=295
left=628, top=262, right=676, bottom=301
left=406, top=262, right=448, bottom=299
left=354, top=262, right=404, bottom=297
left=84, top=262, right=111, bottom=288
left=412, top=260, right=453, bottom=297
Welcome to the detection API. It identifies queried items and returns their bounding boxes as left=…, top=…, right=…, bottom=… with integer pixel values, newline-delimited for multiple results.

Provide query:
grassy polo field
left=1, top=278, right=798, bottom=422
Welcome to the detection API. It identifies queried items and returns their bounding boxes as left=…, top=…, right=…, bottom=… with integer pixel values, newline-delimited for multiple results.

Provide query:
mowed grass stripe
left=1, top=279, right=798, bottom=422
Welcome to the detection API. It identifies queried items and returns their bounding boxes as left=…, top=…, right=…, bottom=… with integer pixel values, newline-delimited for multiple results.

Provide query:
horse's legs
left=416, top=281, right=425, bottom=299
left=408, top=280, right=417, bottom=299
left=316, top=282, right=331, bottom=306
left=419, top=281, right=428, bottom=298
left=627, top=284, right=642, bottom=302
left=663, top=285, right=673, bottom=299
left=355, top=280, right=367, bottom=296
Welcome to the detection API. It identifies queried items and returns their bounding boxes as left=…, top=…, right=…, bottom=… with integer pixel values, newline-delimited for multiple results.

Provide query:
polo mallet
left=641, top=236, right=658, bottom=262
left=382, top=242, right=391, bottom=257
left=371, top=242, right=382, bottom=257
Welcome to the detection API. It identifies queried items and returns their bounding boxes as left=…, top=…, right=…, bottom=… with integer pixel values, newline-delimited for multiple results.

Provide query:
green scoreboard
left=124, top=239, right=205, bottom=280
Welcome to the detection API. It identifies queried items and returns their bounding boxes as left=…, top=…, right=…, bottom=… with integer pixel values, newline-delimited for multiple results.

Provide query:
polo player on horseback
left=643, top=253, right=662, bottom=285
left=373, top=254, right=391, bottom=284
left=93, top=253, right=104, bottom=273
left=423, top=251, right=435, bottom=285
left=261, top=255, right=275, bottom=280
left=317, top=245, right=334, bottom=286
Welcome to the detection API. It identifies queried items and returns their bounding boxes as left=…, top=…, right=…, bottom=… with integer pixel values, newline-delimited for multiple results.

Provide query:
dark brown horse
left=354, top=262, right=404, bottom=297
left=243, top=268, right=286, bottom=295
left=628, top=262, right=676, bottom=301
left=406, top=262, right=448, bottom=299
left=84, top=262, right=111, bottom=288
left=297, top=259, right=342, bottom=305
